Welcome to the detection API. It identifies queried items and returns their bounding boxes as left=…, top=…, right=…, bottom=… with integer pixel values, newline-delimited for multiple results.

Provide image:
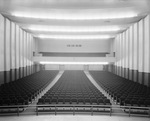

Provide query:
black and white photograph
left=0, top=0, right=150, bottom=121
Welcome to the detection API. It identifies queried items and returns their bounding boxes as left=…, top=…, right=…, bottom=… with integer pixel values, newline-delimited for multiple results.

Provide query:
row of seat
left=37, top=71, right=111, bottom=106
left=123, top=99, right=150, bottom=107
left=38, top=97, right=110, bottom=105
left=0, top=70, right=58, bottom=106
left=40, top=95, right=106, bottom=100
left=90, top=71, right=150, bottom=107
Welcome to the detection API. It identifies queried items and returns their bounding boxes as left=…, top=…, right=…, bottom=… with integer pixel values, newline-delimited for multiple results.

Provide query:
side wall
left=0, top=14, right=39, bottom=85
left=112, top=15, right=150, bottom=87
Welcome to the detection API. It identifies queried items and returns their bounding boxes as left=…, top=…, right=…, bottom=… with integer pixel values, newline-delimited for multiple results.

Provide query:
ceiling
left=0, top=0, right=150, bottom=40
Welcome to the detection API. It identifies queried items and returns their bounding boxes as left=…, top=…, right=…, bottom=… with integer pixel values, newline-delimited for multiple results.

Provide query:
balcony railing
left=0, top=104, right=150, bottom=117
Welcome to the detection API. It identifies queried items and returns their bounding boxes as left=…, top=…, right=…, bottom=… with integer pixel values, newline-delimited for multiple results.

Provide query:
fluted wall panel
left=113, top=14, right=150, bottom=87
left=0, top=14, right=39, bottom=85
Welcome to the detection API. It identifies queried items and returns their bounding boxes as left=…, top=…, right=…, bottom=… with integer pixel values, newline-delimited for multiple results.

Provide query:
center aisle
left=36, top=70, right=111, bottom=113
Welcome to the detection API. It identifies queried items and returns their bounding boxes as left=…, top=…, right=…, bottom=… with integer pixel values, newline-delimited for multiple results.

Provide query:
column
left=26, top=33, right=29, bottom=76
left=0, top=14, right=5, bottom=85
left=119, top=34, right=122, bottom=76
left=10, top=22, right=16, bottom=81
left=122, top=32, right=125, bottom=77
left=133, top=23, right=138, bottom=82
left=19, top=28, right=24, bottom=78
left=29, top=35, right=32, bottom=75
left=31, top=37, right=33, bottom=74
left=23, top=31, right=27, bottom=76
left=30, top=35, right=33, bottom=74
left=138, top=19, right=144, bottom=84
left=28, top=34, right=31, bottom=75
left=15, top=25, right=20, bottom=80
left=129, top=25, right=134, bottom=81
left=115, top=35, right=119, bottom=75
left=125, top=30, right=129, bottom=79
left=143, top=15, right=150, bottom=86
left=4, top=18, right=11, bottom=83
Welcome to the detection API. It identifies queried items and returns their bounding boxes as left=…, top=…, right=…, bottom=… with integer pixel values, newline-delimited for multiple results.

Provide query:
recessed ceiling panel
left=0, top=0, right=150, bottom=40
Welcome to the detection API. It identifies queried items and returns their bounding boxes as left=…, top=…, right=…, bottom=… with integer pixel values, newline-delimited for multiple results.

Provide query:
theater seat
left=78, top=98, right=84, bottom=105
left=91, top=98, right=98, bottom=105
left=58, top=98, right=64, bottom=104
left=124, top=99, right=131, bottom=106
left=145, top=100, right=150, bottom=107
left=64, top=98, right=71, bottom=104
left=71, top=99, right=77, bottom=104
left=97, top=99, right=104, bottom=105
left=104, top=99, right=111, bottom=105
left=51, top=98, right=58, bottom=104
left=84, top=98, right=91, bottom=105
left=37, top=98, right=44, bottom=105
left=44, top=98, right=51, bottom=104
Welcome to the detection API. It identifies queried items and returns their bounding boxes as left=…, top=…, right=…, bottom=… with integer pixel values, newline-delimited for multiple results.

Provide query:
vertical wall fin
left=114, top=14, right=150, bottom=87
left=0, top=14, right=5, bottom=85
left=0, top=14, right=36, bottom=85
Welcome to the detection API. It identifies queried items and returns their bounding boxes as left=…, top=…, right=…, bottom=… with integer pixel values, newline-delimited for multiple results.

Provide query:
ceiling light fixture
left=29, top=26, right=121, bottom=32
left=39, top=61, right=109, bottom=65
left=37, top=35, right=114, bottom=39
left=12, top=12, right=137, bottom=20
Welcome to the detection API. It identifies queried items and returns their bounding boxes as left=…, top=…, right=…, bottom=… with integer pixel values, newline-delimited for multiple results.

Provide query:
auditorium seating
left=90, top=71, right=150, bottom=108
left=0, top=70, right=58, bottom=110
left=37, top=71, right=111, bottom=113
